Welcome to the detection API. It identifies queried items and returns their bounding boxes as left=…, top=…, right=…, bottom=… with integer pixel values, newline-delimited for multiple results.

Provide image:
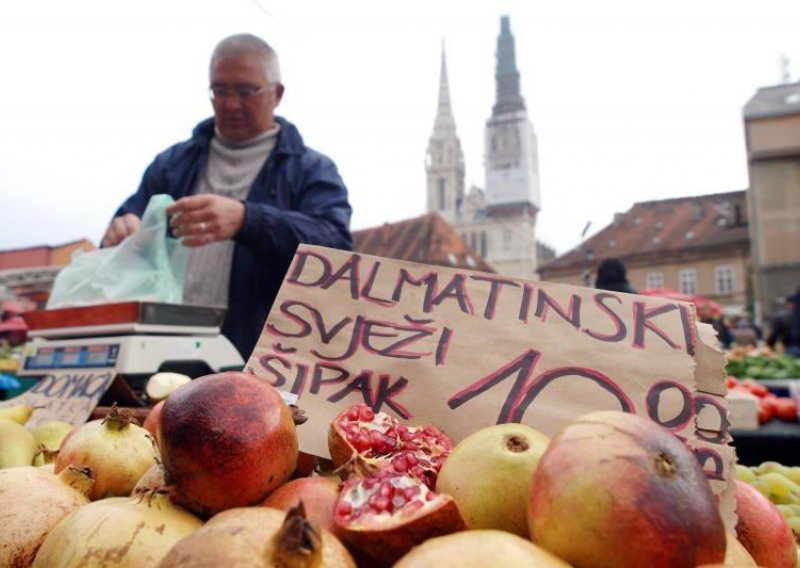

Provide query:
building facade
left=0, top=239, right=95, bottom=308
left=538, top=192, right=751, bottom=315
left=743, top=81, right=800, bottom=321
left=425, top=16, right=541, bottom=279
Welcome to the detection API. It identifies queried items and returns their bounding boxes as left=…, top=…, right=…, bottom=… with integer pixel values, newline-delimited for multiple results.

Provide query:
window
left=678, top=268, right=697, bottom=295
left=503, top=228, right=512, bottom=250
left=714, top=265, right=735, bottom=295
left=438, top=178, right=446, bottom=210
left=470, top=233, right=477, bottom=251
left=646, top=271, right=664, bottom=289
left=480, top=232, right=488, bottom=257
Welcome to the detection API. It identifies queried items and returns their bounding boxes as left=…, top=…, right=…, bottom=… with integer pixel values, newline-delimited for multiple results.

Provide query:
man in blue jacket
left=101, top=34, right=353, bottom=358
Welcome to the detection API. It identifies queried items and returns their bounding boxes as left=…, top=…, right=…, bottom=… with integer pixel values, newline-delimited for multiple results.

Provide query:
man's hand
left=167, top=194, right=246, bottom=247
left=101, top=213, right=141, bottom=247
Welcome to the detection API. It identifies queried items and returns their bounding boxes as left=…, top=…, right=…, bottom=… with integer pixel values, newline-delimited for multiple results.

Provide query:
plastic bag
left=47, top=195, right=190, bottom=308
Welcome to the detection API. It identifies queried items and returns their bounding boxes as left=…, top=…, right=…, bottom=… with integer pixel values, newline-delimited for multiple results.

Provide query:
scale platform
left=19, top=302, right=245, bottom=406
left=24, top=301, right=228, bottom=338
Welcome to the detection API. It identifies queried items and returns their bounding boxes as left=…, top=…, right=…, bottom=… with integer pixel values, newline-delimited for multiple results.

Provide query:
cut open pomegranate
left=328, top=403, right=453, bottom=488
left=334, top=471, right=466, bottom=566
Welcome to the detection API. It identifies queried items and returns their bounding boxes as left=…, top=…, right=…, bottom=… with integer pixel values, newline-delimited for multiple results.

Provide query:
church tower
left=484, top=16, right=541, bottom=210
left=422, top=17, right=542, bottom=279
left=426, top=45, right=465, bottom=223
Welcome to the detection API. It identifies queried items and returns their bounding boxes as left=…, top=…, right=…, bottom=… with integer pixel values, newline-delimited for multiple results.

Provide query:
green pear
left=0, top=418, right=37, bottom=468
left=436, top=423, right=549, bottom=537
left=31, top=420, right=74, bottom=466
left=32, top=420, right=73, bottom=451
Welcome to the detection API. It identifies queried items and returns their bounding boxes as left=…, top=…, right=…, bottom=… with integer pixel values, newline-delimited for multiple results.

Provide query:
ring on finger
left=199, top=222, right=207, bottom=233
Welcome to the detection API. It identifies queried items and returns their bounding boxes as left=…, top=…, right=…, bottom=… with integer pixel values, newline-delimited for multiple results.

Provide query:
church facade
left=426, top=16, right=543, bottom=278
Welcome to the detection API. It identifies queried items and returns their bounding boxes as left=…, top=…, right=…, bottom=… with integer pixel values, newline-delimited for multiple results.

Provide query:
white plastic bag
left=47, top=195, right=189, bottom=308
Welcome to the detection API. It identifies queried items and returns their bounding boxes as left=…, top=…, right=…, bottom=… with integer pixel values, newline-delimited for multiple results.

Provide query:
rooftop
left=743, top=81, right=800, bottom=120
left=353, top=213, right=494, bottom=273
left=540, top=191, right=749, bottom=273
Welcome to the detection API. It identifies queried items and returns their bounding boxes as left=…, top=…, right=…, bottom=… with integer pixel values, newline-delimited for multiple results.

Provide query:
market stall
left=725, top=347, right=800, bottom=466
left=0, top=246, right=795, bottom=567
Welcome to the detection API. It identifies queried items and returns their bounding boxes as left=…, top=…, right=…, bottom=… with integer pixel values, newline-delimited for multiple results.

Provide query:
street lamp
left=582, top=248, right=595, bottom=287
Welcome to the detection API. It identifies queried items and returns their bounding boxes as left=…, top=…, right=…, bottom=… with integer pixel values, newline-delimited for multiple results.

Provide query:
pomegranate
left=143, top=400, right=165, bottom=442
left=437, top=423, right=549, bottom=536
left=159, top=372, right=298, bottom=516
left=261, top=476, right=341, bottom=533
left=0, top=417, right=37, bottom=468
left=394, top=529, right=570, bottom=567
left=33, top=445, right=60, bottom=468
left=0, top=465, right=93, bottom=567
left=32, top=491, right=202, bottom=567
left=528, top=410, right=726, bottom=568
left=334, top=471, right=466, bottom=565
left=159, top=503, right=355, bottom=567
left=133, top=460, right=168, bottom=494
left=54, top=404, right=158, bottom=500
left=328, top=403, right=452, bottom=488
left=293, top=450, right=319, bottom=478
left=735, top=479, right=797, bottom=568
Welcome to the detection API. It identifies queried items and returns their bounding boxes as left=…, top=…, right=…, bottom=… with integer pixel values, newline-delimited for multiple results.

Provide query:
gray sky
left=1, top=0, right=798, bottom=256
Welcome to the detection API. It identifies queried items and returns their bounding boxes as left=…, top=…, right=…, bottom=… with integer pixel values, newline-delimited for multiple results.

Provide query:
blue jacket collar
left=192, top=116, right=305, bottom=156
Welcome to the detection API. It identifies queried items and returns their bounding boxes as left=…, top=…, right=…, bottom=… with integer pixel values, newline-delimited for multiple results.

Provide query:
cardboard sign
left=246, top=245, right=734, bottom=523
left=0, top=371, right=115, bottom=428
left=692, top=322, right=737, bottom=525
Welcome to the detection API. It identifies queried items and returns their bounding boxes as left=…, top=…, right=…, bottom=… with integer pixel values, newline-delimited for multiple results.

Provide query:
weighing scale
left=17, top=302, right=244, bottom=407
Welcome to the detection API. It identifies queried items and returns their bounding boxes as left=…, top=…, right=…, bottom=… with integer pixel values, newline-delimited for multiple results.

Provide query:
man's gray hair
left=210, top=34, right=282, bottom=84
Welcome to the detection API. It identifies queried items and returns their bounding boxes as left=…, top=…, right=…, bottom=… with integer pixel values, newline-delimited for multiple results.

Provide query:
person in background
left=792, top=287, right=800, bottom=357
left=698, top=305, right=733, bottom=350
left=101, top=33, right=353, bottom=358
left=594, top=258, right=637, bottom=294
left=729, top=315, right=758, bottom=347
left=768, top=289, right=800, bottom=356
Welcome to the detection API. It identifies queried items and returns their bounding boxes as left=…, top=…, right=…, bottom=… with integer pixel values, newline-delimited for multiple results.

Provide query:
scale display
left=24, top=344, right=120, bottom=370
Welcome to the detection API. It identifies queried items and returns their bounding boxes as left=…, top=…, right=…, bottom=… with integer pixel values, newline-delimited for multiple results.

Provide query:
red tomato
left=742, top=380, right=769, bottom=398
left=726, top=376, right=739, bottom=389
left=775, top=398, right=799, bottom=422
left=762, top=394, right=779, bottom=411
left=758, top=401, right=775, bottom=424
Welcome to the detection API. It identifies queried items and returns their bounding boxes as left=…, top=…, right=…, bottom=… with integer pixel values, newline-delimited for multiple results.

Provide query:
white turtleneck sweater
left=183, top=125, right=281, bottom=308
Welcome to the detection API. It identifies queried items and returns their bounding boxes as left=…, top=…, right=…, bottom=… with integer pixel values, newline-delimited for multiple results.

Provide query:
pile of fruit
left=0, top=344, right=20, bottom=374
left=737, top=462, right=800, bottom=535
left=727, top=346, right=800, bottom=380
left=727, top=376, right=799, bottom=424
left=0, top=371, right=798, bottom=567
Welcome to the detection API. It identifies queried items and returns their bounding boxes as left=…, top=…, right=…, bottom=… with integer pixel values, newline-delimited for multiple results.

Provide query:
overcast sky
left=1, top=0, right=798, bottom=256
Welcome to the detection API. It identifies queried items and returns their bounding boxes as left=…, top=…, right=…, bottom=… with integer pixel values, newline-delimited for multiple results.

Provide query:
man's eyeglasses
left=209, top=84, right=273, bottom=102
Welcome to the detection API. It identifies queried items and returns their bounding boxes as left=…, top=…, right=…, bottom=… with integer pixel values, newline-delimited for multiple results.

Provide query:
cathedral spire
left=433, top=42, right=457, bottom=136
left=426, top=40, right=465, bottom=222
left=492, top=15, right=526, bottom=116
